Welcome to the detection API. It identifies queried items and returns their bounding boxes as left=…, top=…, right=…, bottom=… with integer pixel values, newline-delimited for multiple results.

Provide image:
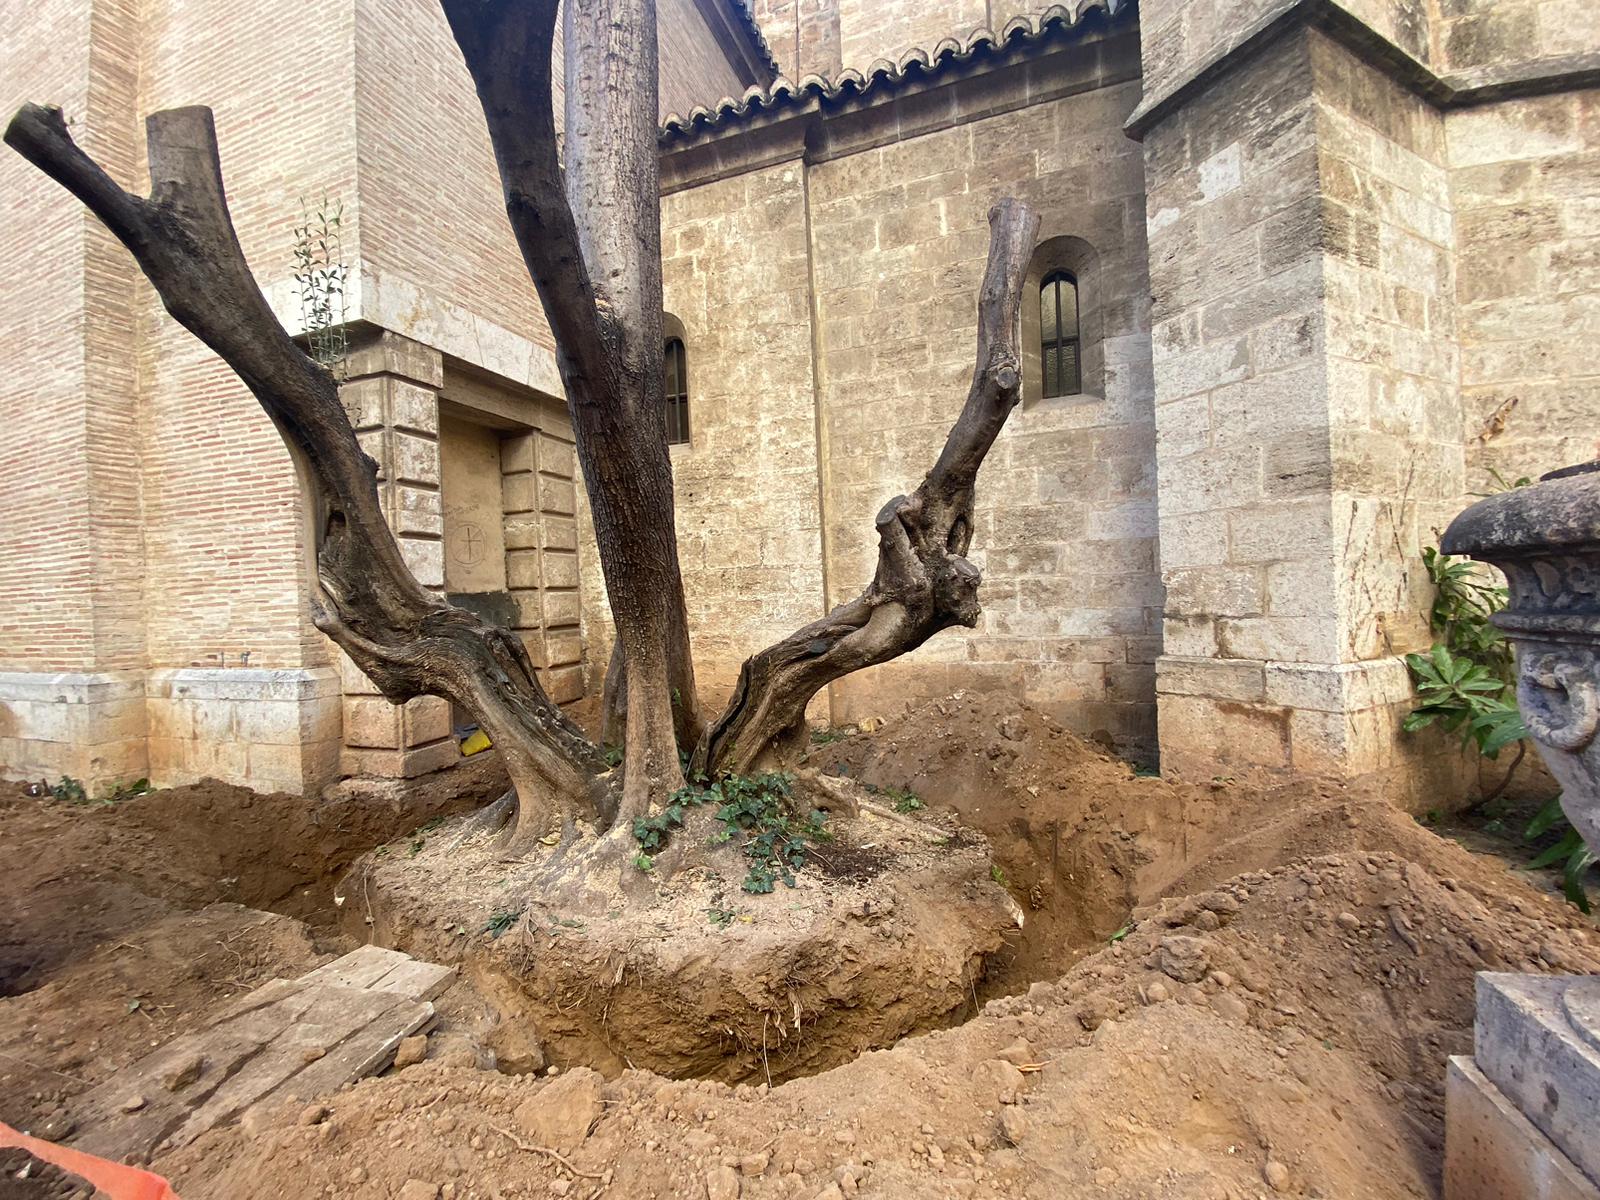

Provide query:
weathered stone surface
left=1444, top=466, right=1600, bottom=854
left=1472, top=974, right=1600, bottom=1188
left=1445, top=1055, right=1599, bottom=1200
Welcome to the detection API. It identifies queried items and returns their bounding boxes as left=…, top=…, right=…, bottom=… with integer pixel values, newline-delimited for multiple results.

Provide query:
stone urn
left=1443, top=461, right=1600, bottom=856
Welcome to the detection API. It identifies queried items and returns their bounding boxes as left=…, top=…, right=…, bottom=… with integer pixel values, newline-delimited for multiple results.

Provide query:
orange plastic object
left=0, top=1121, right=181, bottom=1200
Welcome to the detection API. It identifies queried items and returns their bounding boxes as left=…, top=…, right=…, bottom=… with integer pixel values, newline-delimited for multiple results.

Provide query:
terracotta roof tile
left=661, top=0, right=1135, bottom=142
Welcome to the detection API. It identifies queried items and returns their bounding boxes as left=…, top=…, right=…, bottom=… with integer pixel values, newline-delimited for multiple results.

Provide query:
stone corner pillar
left=1139, top=21, right=1468, bottom=796
left=334, top=329, right=459, bottom=779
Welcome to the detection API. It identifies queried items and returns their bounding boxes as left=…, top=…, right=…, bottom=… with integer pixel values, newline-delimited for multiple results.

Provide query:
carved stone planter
left=1442, top=461, right=1600, bottom=856
left=1440, top=462, right=1600, bottom=1200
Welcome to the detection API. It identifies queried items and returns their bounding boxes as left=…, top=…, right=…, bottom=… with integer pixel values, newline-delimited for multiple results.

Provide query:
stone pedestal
left=1442, top=465, right=1600, bottom=1199
left=1446, top=975, right=1600, bottom=1200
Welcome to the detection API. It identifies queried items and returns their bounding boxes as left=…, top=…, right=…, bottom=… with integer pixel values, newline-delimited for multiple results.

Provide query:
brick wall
left=0, top=0, right=142, bottom=676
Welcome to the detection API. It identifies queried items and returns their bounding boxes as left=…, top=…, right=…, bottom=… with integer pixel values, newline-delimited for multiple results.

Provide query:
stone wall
left=1435, top=0, right=1598, bottom=80
left=1142, top=24, right=1473, bottom=797
left=836, top=0, right=986, bottom=71
left=804, top=51, right=1159, bottom=755
left=1449, top=89, right=1600, bottom=489
left=583, top=161, right=826, bottom=708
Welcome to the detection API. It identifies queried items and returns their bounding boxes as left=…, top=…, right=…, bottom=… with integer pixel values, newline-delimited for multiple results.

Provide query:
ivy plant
left=631, top=771, right=829, bottom=894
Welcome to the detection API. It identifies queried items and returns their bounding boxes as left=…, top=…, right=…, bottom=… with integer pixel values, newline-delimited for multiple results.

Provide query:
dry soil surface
left=3, top=693, right=1596, bottom=1200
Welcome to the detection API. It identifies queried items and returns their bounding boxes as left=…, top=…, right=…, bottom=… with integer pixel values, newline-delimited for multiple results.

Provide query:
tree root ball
left=340, top=794, right=1019, bottom=1083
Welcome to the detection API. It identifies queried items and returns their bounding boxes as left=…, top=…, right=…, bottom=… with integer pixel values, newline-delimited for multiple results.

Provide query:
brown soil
left=2, top=693, right=1595, bottom=1200
left=350, top=777, right=1020, bottom=1083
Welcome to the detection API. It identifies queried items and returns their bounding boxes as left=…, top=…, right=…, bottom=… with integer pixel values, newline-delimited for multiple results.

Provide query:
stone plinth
left=1446, top=975, right=1600, bottom=1200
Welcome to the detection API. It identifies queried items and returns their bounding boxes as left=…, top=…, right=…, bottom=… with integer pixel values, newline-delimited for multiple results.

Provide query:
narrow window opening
left=1040, top=270, right=1081, bottom=399
left=664, top=336, right=690, bottom=445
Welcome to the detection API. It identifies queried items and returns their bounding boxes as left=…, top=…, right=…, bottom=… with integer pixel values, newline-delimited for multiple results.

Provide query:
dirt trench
left=4, top=692, right=1598, bottom=1200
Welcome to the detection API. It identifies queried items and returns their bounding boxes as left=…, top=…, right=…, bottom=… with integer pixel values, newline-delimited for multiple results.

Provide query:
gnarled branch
left=5, top=102, right=611, bottom=841
left=695, top=198, right=1041, bottom=776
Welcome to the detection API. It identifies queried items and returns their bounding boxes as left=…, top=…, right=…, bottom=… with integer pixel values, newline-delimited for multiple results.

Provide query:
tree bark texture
left=3, top=104, right=612, bottom=844
left=443, top=0, right=702, bottom=823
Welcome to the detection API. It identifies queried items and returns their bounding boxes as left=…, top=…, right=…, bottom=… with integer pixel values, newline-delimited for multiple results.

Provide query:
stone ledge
left=146, top=667, right=342, bottom=703
left=1156, top=655, right=1413, bottom=713
left=1445, top=1055, right=1599, bottom=1200
left=1125, top=0, right=1600, bottom=140
left=1475, top=974, right=1600, bottom=1188
left=0, top=669, right=147, bottom=704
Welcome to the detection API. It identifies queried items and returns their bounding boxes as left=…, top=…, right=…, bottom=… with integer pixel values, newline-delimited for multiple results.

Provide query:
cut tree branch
left=4, top=102, right=612, bottom=842
left=695, top=198, right=1042, bottom=776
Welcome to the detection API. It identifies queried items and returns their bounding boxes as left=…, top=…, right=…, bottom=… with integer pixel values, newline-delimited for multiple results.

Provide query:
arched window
left=1040, top=270, right=1081, bottom=399
left=663, top=335, right=690, bottom=444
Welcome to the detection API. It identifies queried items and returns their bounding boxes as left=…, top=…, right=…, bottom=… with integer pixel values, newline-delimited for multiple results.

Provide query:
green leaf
left=1529, top=828, right=1584, bottom=871
left=1526, top=795, right=1567, bottom=840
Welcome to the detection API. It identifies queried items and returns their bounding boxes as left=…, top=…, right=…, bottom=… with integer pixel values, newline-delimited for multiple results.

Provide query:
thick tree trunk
left=443, top=0, right=702, bottom=821
left=3, top=104, right=614, bottom=845
left=694, top=199, right=1042, bottom=777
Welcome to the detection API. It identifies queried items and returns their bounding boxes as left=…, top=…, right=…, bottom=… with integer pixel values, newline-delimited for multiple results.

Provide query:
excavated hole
left=2, top=694, right=1149, bottom=1095
left=338, top=778, right=1141, bottom=1087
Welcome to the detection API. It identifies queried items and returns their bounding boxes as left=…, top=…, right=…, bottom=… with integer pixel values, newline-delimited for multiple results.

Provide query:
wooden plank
left=69, top=983, right=313, bottom=1163
left=364, top=957, right=456, bottom=1002
left=163, top=985, right=419, bottom=1152
left=298, top=944, right=412, bottom=991
left=68, top=983, right=432, bottom=1162
left=256, top=999, right=435, bottom=1109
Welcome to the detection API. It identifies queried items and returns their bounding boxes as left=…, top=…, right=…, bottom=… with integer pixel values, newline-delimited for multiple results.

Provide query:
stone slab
left=1475, top=974, right=1600, bottom=1189
left=1445, top=1056, right=1600, bottom=1200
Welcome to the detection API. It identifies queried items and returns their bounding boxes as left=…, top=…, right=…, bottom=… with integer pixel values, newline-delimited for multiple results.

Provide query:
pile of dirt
left=4, top=692, right=1596, bottom=1200
left=0, top=758, right=505, bottom=996
left=152, top=821, right=1598, bottom=1200
left=0, top=905, right=325, bottom=1134
left=347, top=779, right=1022, bottom=1082
left=0, top=758, right=506, bottom=1133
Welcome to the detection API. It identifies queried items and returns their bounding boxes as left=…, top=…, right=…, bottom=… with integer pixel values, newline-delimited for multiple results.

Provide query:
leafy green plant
left=631, top=772, right=829, bottom=894
left=707, top=906, right=736, bottom=928
left=483, top=909, right=521, bottom=939
left=1406, top=519, right=1593, bottom=911
left=1526, top=796, right=1595, bottom=914
left=100, top=777, right=151, bottom=803
left=809, top=727, right=849, bottom=746
left=883, top=786, right=923, bottom=814
left=1404, top=545, right=1527, bottom=764
left=1403, top=642, right=1526, bottom=757
left=292, top=194, right=348, bottom=376
left=49, top=776, right=87, bottom=804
